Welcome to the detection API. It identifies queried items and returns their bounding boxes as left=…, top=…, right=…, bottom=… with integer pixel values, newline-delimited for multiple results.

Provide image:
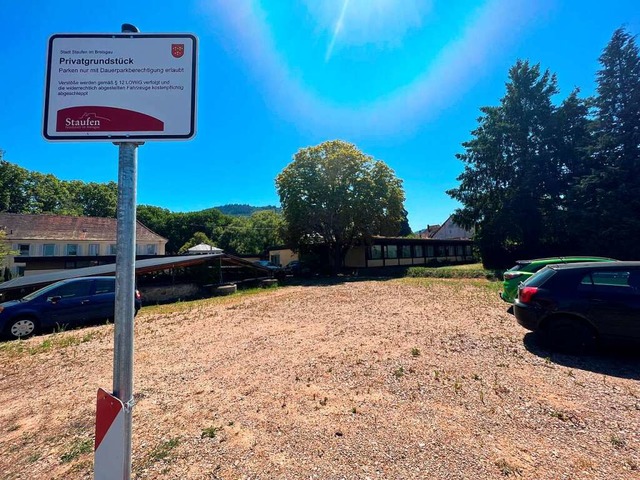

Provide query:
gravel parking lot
left=0, top=278, right=638, bottom=479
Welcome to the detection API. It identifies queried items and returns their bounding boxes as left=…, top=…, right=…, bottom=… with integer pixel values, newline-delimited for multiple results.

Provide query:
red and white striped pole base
left=95, top=388, right=126, bottom=479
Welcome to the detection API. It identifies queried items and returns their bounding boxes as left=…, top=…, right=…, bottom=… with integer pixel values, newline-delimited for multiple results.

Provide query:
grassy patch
left=27, top=452, right=41, bottom=463
left=0, top=331, right=98, bottom=359
left=495, top=458, right=523, bottom=476
left=405, top=264, right=499, bottom=280
left=142, top=287, right=277, bottom=316
left=60, top=437, right=92, bottom=463
left=610, top=434, right=626, bottom=448
left=549, top=409, right=570, bottom=422
left=201, top=426, right=221, bottom=439
left=148, top=438, right=180, bottom=462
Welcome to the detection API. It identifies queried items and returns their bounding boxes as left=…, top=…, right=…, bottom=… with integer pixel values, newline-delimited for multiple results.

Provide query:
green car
left=500, top=256, right=616, bottom=303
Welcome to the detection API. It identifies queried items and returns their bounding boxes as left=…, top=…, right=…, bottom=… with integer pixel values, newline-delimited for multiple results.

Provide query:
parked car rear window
left=522, top=268, right=556, bottom=287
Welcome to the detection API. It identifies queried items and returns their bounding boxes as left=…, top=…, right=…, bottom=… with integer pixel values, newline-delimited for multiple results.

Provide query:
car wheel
left=543, top=317, right=597, bottom=354
left=6, top=318, right=39, bottom=340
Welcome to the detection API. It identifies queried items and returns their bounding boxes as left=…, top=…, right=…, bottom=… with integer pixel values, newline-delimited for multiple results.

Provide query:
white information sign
left=44, top=34, right=197, bottom=141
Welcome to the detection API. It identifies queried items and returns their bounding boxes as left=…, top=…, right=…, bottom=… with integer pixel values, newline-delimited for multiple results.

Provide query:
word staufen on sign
left=43, top=33, right=197, bottom=142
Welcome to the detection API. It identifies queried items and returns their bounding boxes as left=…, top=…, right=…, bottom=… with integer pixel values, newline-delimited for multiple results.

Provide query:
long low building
left=345, top=236, right=474, bottom=268
left=269, top=236, right=475, bottom=270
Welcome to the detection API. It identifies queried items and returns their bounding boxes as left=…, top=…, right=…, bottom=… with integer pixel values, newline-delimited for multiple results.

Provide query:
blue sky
left=1, top=1, right=638, bottom=231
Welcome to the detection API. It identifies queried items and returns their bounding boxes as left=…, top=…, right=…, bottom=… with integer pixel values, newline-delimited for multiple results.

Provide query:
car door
left=581, top=268, right=640, bottom=342
left=40, top=280, right=94, bottom=328
left=90, top=278, right=117, bottom=320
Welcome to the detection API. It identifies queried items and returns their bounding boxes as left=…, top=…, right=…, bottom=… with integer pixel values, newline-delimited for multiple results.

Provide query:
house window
left=43, top=244, right=55, bottom=256
left=437, top=245, right=446, bottom=257
left=88, top=244, right=100, bottom=256
left=66, top=244, right=78, bottom=256
left=146, top=244, right=157, bottom=255
left=414, top=245, right=423, bottom=258
left=456, top=245, right=464, bottom=256
left=385, top=245, right=398, bottom=259
left=400, top=245, right=412, bottom=258
left=109, top=244, right=117, bottom=255
left=270, top=254, right=281, bottom=266
left=18, top=244, right=30, bottom=256
left=426, top=245, right=434, bottom=257
left=370, top=245, right=382, bottom=260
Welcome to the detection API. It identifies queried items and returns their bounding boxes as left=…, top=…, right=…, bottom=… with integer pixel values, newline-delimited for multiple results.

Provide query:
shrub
left=405, top=266, right=498, bottom=280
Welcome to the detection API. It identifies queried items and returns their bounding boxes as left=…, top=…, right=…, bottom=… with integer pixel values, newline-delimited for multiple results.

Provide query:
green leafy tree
left=137, top=205, right=173, bottom=234
left=548, top=89, right=593, bottom=247
left=572, top=28, right=640, bottom=258
left=28, top=172, right=71, bottom=214
left=214, top=204, right=280, bottom=216
left=0, top=229, right=16, bottom=278
left=138, top=206, right=232, bottom=254
left=0, top=154, right=30, bottom=213
left=72, top=181, right=118, bottom=217
left=447, top=61, right=571, bottom=267
left=178, top=231, right=216, bottom=254
left=276, top=140, right=406, bottom=271
left=217, top=210, right=285, bottom=255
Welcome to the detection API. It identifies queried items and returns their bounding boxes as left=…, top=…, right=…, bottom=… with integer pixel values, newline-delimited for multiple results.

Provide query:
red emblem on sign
left=172, top=44, right=184, bottom=58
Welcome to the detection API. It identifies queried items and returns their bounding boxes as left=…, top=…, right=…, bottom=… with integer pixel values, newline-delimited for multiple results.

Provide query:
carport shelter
left=0, top=253, right=272, bottom=302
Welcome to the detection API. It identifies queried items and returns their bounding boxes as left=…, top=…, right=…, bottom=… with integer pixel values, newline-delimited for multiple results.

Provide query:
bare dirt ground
left=0, top=277, right=638, bottom=479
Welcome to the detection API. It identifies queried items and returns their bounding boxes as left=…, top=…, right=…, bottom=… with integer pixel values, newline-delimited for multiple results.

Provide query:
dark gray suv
left=513, top=262, right=640, bottom=352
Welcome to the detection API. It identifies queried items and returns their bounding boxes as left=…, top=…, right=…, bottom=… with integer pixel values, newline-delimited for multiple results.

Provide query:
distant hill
left=213, top=204, right=281, bottom=217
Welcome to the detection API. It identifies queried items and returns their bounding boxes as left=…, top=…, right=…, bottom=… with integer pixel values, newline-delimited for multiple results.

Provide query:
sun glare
left=311, top=0, right=432, bottom=61
left=203, top=0, right=543, bottom=136
left=325, top=0, right=351, bottom=62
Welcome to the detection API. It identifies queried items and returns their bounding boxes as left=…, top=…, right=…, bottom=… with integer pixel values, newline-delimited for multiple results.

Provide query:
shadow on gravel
left=523, top=332, right=640, bottom=380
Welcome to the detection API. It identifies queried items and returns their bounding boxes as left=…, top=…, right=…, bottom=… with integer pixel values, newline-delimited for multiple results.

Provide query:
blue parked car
left=0, top=277, right=141, bottom=340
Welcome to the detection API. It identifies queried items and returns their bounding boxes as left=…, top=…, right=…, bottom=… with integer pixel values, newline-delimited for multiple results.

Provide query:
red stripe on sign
left=95, top=388, right=123, bottom=450
left=56, top=106, right=164, bottom=132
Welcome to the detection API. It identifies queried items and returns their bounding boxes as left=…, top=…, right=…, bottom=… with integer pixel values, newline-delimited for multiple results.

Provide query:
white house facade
left=1, top=213, right=167, bottom=277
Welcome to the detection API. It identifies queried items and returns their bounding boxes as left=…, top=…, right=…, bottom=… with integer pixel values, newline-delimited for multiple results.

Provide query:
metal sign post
left=112, top=139, right=140, bottom=479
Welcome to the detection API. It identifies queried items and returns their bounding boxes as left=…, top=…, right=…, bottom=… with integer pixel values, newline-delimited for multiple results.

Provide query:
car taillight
left=135, top=289, right=141, bottom=300
left=519, top=286, right=538, bottom=304
left=504, top=272, right=522, bottom=280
